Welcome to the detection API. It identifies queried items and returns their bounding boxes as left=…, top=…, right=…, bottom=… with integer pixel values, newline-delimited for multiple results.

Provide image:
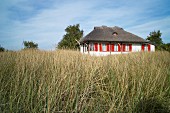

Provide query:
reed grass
left=0, top=50, right=170, bottom=113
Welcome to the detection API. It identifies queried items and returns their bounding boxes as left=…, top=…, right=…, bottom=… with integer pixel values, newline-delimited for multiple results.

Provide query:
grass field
left=0, top=50, right=170, bottom=113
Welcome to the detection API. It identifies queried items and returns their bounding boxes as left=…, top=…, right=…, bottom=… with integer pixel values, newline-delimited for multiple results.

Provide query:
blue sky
left=0, top=0, right=170, bottom=50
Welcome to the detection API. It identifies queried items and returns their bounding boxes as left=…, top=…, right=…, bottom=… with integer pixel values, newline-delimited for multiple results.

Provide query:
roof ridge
left=112, top=26, right=124, bottom=30
left=94, top=26, right=124, bottom=30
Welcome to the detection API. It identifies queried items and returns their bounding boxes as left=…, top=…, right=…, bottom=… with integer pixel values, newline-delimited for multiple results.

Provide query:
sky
left=0, top=0, right=170, bottom=50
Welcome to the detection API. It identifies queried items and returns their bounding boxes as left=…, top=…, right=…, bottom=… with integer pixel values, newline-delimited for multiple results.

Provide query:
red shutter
left=111, top=44, right=114, bottom=51
left=118, top=43, right=121, bottom=51
left=129, top=44, right=132, bottom=51
left=94, top=43, right=98, bottom=51
left=142, top=44, right=145, bottom=51
left=122, top=44, right=126, bottom=52
left=100, top=43, right=102, bottom=51
left=148, top=44, right=151, bottom=51
left=107, top=44, right=110, bottom=51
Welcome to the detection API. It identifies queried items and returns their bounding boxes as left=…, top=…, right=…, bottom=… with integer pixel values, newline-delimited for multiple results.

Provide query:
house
left=79, top=26, right=155, bottom=56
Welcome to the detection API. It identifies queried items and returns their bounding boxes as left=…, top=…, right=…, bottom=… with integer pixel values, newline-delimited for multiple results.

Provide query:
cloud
left=127, top=16, right=170, bottom=42
left=0, top=0, right=170, bottom=50
left=0, top=1, right=93, bottom=50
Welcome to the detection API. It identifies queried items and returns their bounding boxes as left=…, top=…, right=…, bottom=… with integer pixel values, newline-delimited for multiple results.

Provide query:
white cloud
left=0, top=0, right=170, bottom=50
left=4, top=1, right=95, bottom=50
left=127, top=16, right=170, bottom=42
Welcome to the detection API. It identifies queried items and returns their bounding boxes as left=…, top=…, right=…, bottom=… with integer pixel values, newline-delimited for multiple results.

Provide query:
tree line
left=146, top=30, right=170, bottom=51
left=0, top=24, right=170, bottom=52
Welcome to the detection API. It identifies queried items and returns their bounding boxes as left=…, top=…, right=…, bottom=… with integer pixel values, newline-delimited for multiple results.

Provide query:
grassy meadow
left=0, top=50, right=170, bottom=113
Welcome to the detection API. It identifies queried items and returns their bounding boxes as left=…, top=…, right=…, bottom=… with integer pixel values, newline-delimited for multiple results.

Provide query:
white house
left=79, top=26, right=155, bottom=56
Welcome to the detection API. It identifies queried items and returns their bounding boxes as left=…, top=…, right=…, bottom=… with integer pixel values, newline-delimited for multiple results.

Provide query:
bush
left=0, top=46, right=5, bottom=52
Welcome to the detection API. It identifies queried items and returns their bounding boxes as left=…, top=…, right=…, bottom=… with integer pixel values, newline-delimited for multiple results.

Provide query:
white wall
left=151, top=44, right=155, bottom=51
left=80, top=45, right=88, bottom=53
left=80, top=43, right=155, bottom=56
left=132, top=44, right=155, bottom=52
left=83, top=51, right=129, bottom=56
left=89, top=51, right=110, bottom=56
left=80, top=45, right=83, bottom=53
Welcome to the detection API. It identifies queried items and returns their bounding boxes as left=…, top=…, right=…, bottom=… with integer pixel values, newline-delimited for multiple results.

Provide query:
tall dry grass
left=0, top=50, right=170, bottom=113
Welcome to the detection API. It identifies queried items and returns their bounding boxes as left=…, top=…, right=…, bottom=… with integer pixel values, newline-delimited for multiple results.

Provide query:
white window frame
left=114, top=44, right=118, bottom=51
left=90, top=43, right=94, bottom=51
left=84, top=44, right=87, bottom=52
left=125, top=44, right=129, bottom=51
left=102, top=44, right=106, bottom=51
left=144, top=45, right=148, bottom=51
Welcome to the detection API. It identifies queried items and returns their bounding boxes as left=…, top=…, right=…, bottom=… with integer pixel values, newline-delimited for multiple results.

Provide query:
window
left=125, top=44, right=129, bottom=51
left=83, top=44, right=87, bottom=52
left=102, top=44, right=106, bottom=51
left=114, top=44, right=118, bottom=51
left=112, top=32, right=118, bottom=36
left=90, top=43, right=94, bottom=51
left=144, top=45, right=148, bottom=51
left=142, top=44, right=148, bottom=51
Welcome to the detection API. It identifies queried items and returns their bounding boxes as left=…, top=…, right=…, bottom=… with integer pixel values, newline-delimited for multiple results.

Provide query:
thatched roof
left=80, top=26, right=148, bottom=43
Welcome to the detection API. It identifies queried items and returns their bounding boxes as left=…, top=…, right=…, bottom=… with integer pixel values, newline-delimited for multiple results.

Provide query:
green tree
left=146, top=30, right=163, bottom=50
left=0, top=45, right=5, bottom=52
left=162, top=43, right=170, bottom=52
left=23, top=41, right=38, bottom=49
left=57, top=24, right=83, bottom=50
